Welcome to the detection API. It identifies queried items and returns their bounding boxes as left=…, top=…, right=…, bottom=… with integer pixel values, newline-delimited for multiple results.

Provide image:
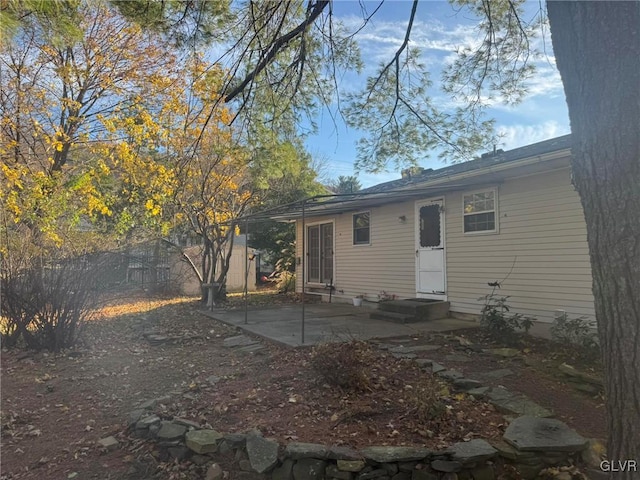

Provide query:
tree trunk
left=547, top=1, right=640, bottom=472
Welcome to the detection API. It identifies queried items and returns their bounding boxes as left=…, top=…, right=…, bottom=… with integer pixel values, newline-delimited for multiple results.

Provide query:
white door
left=415, top=199, right=446, bottom=299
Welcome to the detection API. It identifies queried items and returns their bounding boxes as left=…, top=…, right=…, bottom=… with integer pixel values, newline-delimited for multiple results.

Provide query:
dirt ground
left=0, top=293, right=606, bottom=480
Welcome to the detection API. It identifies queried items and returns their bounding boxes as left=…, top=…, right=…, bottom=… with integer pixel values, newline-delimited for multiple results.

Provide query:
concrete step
left=378, top=299, right=450, bottom=321
left=370, top=311, right=417, bottom=324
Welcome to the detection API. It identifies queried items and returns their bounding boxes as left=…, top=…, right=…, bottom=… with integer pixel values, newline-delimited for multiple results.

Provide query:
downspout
left=301, top=200, right=306, bottom=344
left=244, top=217, right=249, bottom=325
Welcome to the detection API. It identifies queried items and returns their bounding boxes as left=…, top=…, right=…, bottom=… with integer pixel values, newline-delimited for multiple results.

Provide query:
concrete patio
left=201, top=302, right=478, bottom=347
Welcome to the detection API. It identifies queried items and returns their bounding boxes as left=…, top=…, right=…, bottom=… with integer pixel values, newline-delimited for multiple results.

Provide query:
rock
left=382, top=464, right=398, bottom=476
left=205, top=463, right=223, bottom=480
left=293, top=458, right=327, bottom=480
left=337, top=460, right=366, bottom=472
left=186, top=429, right=223, bottom=454
left=224, top=432, right=247, bottom=448
left=135, top=414, right=161, bottom=430
left=431, top=362, right=446, bottom=374
left=358, top=469, right=388, bottom=480
left=411, top=470, right=438, bottom=480
left=172, top=417, right=201, bottom=429
left=285, top=442, right=329, bottom=459
left=469, top=465, right=494, bottom=480
left=503, top=416, right=588, bottom=452
left=398, top=462, right=417, bottom=473
left=239, top=459, right=253, bottom=471
left=168, top=446, right=190, bottom=461
left=436, top=370, right=464, bottom=381
left=581, top=439, right=606, bottom=468
left=452, top=378, right=483, bottom=391
left=326, top=464, right=354, bottom=480
left=446, top=439, right=497, bottom=464
left=486, top=388, right=553, bottom=418
left=273, top=459, right=295, bottom=480
left=391, top=473, right=410, bottom=480
left=571, top=382, right=599, bottom=394
left=360, top=446, right=430, bottom=463
left=246, top=434, right=279, bottom=473
left=415, top=359, right=433, bottom=368
left=237, top=343, right=266, bottom=354
left=156, top=421, right=187, bottom=441
left=487, top=348, right=520, bottom=358
left=558, top=363, right=603, bottom=386
left=553, top=473, right=573, bottom=480
left=445, top=354, right=472, bottom=363
left=389, top=345, right=441, bottom=353
left=67, top=473, right=78, bottom=479
left=430, top=460, right=462, bottom=473
left=224, top=335, right=258, bottom=347
left=479, top=369, right=514, bottom=380
left=488, top=440, right=536, bottom=461
left=513, top=463, right=543, bottom=480
left=207, top=375, right=221, bottom=385
left=392, top=352, right=417, bottom=359
left=329, top=446, right=363, bottom=461
left=467, top=387, right=490, bottom=398
left=128, top=409, right=147, bottom=426
left=192, top=454, right=211, bottom=466
left=97, top=436, right=119, bottom=451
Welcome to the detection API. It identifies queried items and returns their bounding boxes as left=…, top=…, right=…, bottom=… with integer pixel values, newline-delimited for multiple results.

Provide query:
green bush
left=550, top=314, right=600, bottom=362
left=479, top=293, right=533, bottom=343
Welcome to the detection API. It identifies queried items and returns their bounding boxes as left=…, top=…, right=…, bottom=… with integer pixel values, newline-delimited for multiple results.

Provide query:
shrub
left=479, top=293, right=534, bottom=343
left=1, top=255, right=102, bottom=352
left=310, top=340, right=376, bottom=391
left=550, top=314, right=600, bottom=362
left=275, top=271, right=295, bottom=293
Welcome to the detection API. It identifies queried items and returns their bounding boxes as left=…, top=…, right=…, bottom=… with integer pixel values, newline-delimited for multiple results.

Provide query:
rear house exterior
left=280, top=135, right=595, bottom=324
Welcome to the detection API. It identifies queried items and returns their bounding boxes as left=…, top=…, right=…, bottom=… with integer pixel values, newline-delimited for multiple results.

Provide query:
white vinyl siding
left=445, top=167, right=595, bottom=322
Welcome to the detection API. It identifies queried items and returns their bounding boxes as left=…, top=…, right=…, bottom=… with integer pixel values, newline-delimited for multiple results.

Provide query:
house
left=275, top=135, right=596, bottom=324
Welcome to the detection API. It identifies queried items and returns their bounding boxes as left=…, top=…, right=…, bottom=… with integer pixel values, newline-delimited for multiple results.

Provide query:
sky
left=303, top=1, right=571, bottom=188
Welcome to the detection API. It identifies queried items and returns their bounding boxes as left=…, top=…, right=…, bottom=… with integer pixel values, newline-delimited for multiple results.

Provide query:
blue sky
left=304, top=1, right=570, bottom=188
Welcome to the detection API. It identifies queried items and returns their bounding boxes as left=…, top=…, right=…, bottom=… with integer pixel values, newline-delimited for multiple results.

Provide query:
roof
left=360, top=134, right=572, bottom=194
left=249, top=134, right=573, bottom=222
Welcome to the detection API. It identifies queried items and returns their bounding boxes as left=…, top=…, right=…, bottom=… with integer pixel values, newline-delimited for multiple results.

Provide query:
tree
left=328, top=175, right=362, bottom=194
left=546, top=1, right=640, bottom=468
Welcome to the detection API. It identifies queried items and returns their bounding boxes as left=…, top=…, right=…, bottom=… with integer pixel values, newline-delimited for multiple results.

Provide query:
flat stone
left=293, top=458, right=327, bottom=480
left=445, top=354, right=472, bottom=363
left=480, top=368, right=515, bottom=380
left=205, top=463, right=223, bottom=480
left=273, top=459, right=295, bottom=480
left=558, top=363, right=603, bottom=386
left=223, top=335, right=258, bottom=347
left=207, top=375, right=221, bottom=385
left=128, top=409, right=147, bottom=426
left=503, top=416, right=588, bottom=452
left=431, top=362, right=446, bottom=374
left=246, top=434, right=278, bottom=473
left=337, top=460, right=366, bottom=472
left=436, top=370, right=464, bottom=381
left=97, top=436, right=119, bottom=451
left=358, top=469, right=388, bottom=480
left=392, top=352, right=417, bottom=359
left=223, top=432, right=247, bottom=448
left=467, top=387, right=490, bottom=398
left=326, top=464, right=354, bottom=480
left=486, top=348, right=520, bottom=358
left=411, top=470, right=438, bottom=480
left=391, top=473, right=410, bottom=480
left=489, top=393, right=553, bottom=418
left=414, top=359, right=433, bottom=368
left=329, top=446, right=362, bottom=461
left=446, top=439, right=497, bottom=464
left=186, top=429, right=224, bottom=454
left=389, top=345, right=441, bottom=353
left=430, top=460, right=462, bottom=473
left=487, top=439, right=536, bottom=460
left=157, top=421, right=187, bottom=441
left=135, top=414, right=161, bottom=430
left=360, top=446, right=430, bottom=463
left=514, top=463, right=544, bottom=480
left=192, top=454, right=211, bottom=465
left=172, top=417, right=201, bottom=429
left=285, top=442, right=328, bottom=459
left=452, top=378, right=483, bottom=391
left=469, top=465, right=495, bottom=480
left=237, top=343, right=266, bottom=354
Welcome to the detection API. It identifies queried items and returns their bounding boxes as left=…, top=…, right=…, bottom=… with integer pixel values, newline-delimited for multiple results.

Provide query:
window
left=307, top=223, right=333, bottom=283
left=463, top=190, right=497, bottom=233
left=353, top=212, right=370, bottom=245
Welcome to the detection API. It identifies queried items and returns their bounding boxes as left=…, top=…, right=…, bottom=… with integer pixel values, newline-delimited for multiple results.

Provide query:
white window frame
left=352, top=211, right=371, bottom=246
left=462, top=188, right=499, bottom=235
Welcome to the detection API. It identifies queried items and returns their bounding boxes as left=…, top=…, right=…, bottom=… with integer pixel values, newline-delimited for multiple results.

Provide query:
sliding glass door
left=307, top=223, right=333, bottom=284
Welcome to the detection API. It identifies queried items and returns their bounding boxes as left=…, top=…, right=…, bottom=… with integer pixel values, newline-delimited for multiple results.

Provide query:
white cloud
left=496, top=121, right=570, bottom=150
